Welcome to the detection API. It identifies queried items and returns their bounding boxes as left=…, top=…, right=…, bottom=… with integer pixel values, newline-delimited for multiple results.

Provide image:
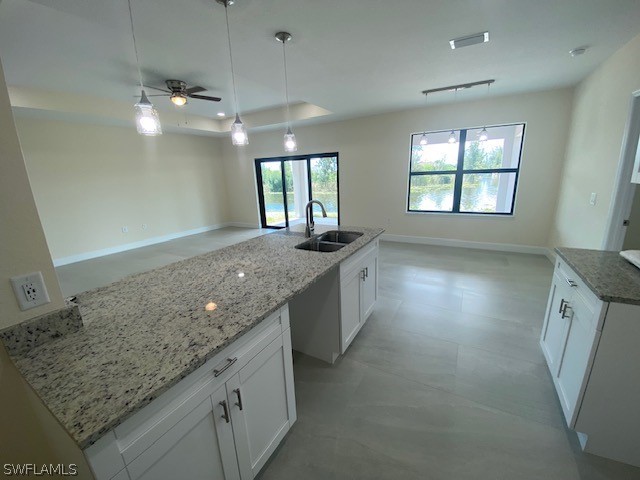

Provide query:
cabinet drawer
left=340, top=240, right=378, bottom=278
left=555, top=258, right=603, bottom=329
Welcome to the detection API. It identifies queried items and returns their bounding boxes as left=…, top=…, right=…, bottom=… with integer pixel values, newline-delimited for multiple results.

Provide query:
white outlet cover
left=10, top=271, right=50, bottom=311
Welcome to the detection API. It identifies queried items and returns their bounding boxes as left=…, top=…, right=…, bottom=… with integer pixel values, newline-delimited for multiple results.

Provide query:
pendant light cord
left=282, top=41, right=291, bottom=126
left=223, top=3, right=240, bottom=114
left=126, top=0, right=144, bottom=90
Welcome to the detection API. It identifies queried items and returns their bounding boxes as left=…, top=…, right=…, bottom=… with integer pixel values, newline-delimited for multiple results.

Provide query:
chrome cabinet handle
left=561, top=303, right=572, bottom=319
left=365, top=267, right=369, bottom=278
left=233, top=388, right=243, bottom=411
left=361, top=269, right=366, bottom=281
left=559, top=299, right=567, bottom=314
left=213, top=357, right=237, bottom=377
left=566, top=278, right=578, bottom=287
left=219, top=400, right=230, bottom=423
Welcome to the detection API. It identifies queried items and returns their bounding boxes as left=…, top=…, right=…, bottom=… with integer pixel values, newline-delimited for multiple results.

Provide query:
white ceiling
left=1, top=0, right=640, bottom=128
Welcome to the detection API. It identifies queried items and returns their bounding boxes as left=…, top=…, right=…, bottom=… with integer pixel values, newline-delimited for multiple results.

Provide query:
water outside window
left=408, top=124, right=524, bottom=214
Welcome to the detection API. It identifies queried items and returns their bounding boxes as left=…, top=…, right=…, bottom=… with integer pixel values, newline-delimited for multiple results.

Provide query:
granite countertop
left=555, top=247, right=640, bottom=305
left=10, top=226, right=383, bottom=449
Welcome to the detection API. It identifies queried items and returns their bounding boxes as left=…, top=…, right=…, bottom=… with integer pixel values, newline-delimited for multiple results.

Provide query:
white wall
left=0, top=56, right=93, bottom=476
left=15, top=117, right=230, bottom=261
left=223, top=88, right=573, bottom=248
left=550, top=32, right=640, bottom=249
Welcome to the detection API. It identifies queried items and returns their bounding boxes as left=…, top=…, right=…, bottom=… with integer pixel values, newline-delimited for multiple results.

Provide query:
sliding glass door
left=255, top=153, right=339, bottom=229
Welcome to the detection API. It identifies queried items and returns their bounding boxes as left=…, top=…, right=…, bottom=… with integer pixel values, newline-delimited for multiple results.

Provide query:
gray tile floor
left=56, top=230, right=640, bottom=479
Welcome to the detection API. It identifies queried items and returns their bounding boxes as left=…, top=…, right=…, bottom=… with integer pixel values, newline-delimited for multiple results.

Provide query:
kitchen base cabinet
left=85, top=306, right=296, bottom=480
left=288, top=239, right=379, bottom=363
left=339, top=240, right=379, bottom=353
left=540, top=258, right=640, bottom=467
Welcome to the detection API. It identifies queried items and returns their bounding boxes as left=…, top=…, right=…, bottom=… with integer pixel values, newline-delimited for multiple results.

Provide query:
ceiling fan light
left=448, top=130, right=457, bottom=144
left=170, top=93, right=188, bottom=106
left=419, top=133, right=428, bottom=146
left=231, top=114, right=248, bottom=145
left=134, top=90, right=162, bottom=136
left=284, top=127, right=297, bottom=152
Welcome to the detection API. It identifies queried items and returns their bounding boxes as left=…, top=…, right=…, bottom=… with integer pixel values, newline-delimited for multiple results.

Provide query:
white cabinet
left=339, top=240, right=378, bottom=353
left=540, top=260, right=604, bottom=427
left=85, top=306, right=296, bottom=480
left=540, top=258, right=640, bottom=467
left=631, top=132, right=640, bottom=184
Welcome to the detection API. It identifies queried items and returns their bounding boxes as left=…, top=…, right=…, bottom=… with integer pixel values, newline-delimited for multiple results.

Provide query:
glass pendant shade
left=448, top=130, right=457, bottom=144
left=419, top=133, right=428, bottom=146
left=231, top=114, right=248, bottom=145
left=478, top=127, right=489, bottom=142
left=134, top=90, right=162, bottom=136
left=284, top=127, right=297, bottom=152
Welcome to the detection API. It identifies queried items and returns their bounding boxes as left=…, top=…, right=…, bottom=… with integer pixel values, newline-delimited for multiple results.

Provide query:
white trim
left=53, top=223, right=234, bottom=266
left=602, top=89, right=640, bottom=250
left=380, top=233, right=553, bottom=259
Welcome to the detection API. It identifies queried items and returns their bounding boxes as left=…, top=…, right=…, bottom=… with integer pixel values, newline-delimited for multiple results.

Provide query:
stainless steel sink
left=316, top=231, right=363, bottom=244
left=295, top=240, right=345, bottom=252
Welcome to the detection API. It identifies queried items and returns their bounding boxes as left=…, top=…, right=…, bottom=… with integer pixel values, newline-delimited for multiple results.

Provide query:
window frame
left=254, top=152, right=340, bottom=229
left=406, top=123, right=525, bottom=216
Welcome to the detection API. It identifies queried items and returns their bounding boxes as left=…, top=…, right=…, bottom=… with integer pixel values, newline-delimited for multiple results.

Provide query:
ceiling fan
left=145, top=79, right=221, bottom=106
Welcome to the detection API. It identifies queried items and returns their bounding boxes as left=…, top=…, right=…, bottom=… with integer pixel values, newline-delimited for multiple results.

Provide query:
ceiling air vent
left=449, top=31, right=489, bottom=50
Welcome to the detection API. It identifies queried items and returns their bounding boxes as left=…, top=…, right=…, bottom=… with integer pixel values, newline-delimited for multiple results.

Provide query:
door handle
left=219, top=400, right=230, bottom=423
left=361, top=269, right=366, bottom=281
left=559, top=299, right=567, bottom=314
left=364, top=267, right=369, bottom=278
left=561, top=303, right=572, bottom=319
left=233, top=388, right=243, bottom=411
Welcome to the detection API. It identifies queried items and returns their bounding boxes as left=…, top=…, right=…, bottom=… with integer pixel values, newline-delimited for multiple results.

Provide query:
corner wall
left=15, top=117, right=229, bottom=261
left=549, top=32, right=640, bottom=249
left=223, top=88, right=573, bottom=249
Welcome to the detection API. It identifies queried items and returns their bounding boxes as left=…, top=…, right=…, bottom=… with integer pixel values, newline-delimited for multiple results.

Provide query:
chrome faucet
left=305, top=200, right=327, bottom=237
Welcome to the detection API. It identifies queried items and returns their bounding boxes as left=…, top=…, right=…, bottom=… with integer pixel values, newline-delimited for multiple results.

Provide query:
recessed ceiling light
left=449, top=31, right=489, bottom=50
left=570, top=47, right=587, bottom=57
left=217, top=112, right=225, bottom=117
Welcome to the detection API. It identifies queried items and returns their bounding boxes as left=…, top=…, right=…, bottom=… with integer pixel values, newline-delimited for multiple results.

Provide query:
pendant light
left=477, top=83, right=491, bottom=142
left=419, top=133, right=428, bottom=146
left=276, top=31, right=297, bottom=152
left=217, top=0, right=247, bottom=145
left=127, top=0, right=161, bottom=136
left=448, top=130, right=457, bottom=144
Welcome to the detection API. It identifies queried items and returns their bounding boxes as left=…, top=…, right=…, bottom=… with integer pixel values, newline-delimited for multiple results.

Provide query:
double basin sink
left=295, top=230, right=363, bottom=252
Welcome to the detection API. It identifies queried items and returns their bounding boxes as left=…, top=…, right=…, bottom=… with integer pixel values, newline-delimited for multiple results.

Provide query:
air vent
left=449, top=31, right=489, bottom=50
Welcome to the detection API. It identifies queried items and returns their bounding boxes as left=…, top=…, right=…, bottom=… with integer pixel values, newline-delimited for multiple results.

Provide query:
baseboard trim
left=380, top=233, right=553, bottom=258
left=226, top=221, right=261, bottom=229
left=53, top=223, right=236, bottom=267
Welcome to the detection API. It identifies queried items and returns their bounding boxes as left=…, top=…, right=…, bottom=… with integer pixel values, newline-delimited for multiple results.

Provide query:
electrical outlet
left=10, top=271, right=50, bottom=311
left=590, top=192, right=597, bottom=206
left=122, top=226, right=129, bottom=233
left=142, top=223, right=148, bottom=230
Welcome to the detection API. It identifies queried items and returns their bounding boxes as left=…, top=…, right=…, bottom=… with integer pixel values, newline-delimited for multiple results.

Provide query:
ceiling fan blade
left=143, top=85, right=171, bottom=94
left=185, top=86, right=206, bottom=95
left=188, top=94, right=222, bottom=102
left=146, top=94, right=170, bottom=97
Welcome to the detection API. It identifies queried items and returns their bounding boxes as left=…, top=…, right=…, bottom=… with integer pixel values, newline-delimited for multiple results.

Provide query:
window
left=255, top=153, right=340, bottom=228
left=408, top=124, right=525, bottom=215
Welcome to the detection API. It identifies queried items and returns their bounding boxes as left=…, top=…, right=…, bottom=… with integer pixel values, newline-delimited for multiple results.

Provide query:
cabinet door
left=540, top=271, right=573, bottom=375
left=360, top=251, right=378, bottom=322
left=127, top=384, right=240, bottom=480
left=341, top=267, right=363, bottom=353
left=228, top=334, right=293, bottom=480
left=555, top=293, right=600, bottom=427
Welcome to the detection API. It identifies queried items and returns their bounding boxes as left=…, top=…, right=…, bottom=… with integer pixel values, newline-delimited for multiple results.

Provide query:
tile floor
left=56, top=229, right=640, bottom=479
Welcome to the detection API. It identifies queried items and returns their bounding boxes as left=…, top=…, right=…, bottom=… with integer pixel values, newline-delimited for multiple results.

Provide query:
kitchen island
left=2, top=226, right=382, bottom=480
left=540, top=247, right=640, bottom=468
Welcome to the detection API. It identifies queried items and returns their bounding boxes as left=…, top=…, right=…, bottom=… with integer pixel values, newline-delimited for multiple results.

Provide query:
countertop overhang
left=9, top=226, right=383, bottom=449
left=555, top=247, right=640, bottom=305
